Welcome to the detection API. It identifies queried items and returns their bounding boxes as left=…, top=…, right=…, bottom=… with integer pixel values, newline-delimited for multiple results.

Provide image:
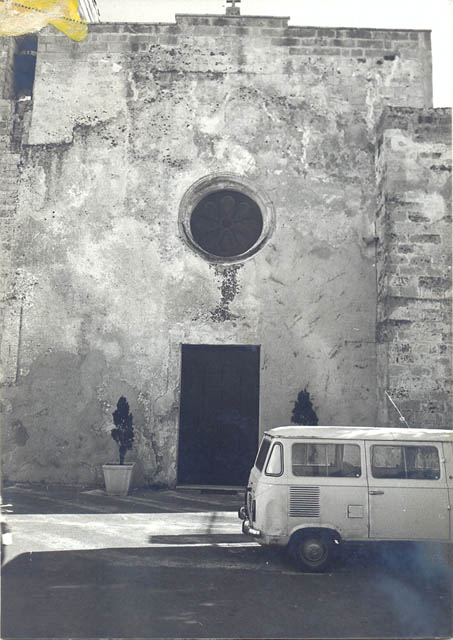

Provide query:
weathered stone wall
left=0, top=15, right=437, bottom=486
left=376, top=107, right=452, bottom=428
left=0, top=38, right=21, bottom=388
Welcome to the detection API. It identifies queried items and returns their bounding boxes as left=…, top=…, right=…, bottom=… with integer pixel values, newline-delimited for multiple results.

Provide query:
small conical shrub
left=292, top=388, right=319, bottom=425
left=111, top=396, right=134, bottom=464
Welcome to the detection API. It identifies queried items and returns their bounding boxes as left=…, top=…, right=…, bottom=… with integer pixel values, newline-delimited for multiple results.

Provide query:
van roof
left=265, top=426, right=453, bottom=442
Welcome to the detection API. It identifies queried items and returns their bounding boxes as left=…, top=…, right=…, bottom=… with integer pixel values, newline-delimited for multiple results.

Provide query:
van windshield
left=255, top=437, right=271, bottom=472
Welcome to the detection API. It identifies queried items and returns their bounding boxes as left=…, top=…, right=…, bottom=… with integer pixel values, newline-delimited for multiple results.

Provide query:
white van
left=238, top=426, right=453, bottom=571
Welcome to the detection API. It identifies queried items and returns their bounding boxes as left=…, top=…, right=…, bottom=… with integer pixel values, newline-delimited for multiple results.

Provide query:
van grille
left=289, top=486, right=320, bottom=518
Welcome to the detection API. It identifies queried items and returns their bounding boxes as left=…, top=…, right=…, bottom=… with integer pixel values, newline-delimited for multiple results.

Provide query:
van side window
left=292, top=443, right=361, bottom=477
left=255, top=438, right=271, bottom=472
left=265, top=443, right=283, bottom=476
left=371, top=445, right=440, bottom=480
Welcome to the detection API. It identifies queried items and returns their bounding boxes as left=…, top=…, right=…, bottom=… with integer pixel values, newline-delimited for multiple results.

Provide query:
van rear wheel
left=289, top=531, right=333, bottom=572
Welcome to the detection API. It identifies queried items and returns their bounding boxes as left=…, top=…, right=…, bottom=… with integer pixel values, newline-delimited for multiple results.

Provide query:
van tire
left=289, top=531, right=334, bottom=572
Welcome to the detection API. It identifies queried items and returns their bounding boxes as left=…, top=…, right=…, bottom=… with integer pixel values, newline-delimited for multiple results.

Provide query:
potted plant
left=102, top=396, right=135, bottom=496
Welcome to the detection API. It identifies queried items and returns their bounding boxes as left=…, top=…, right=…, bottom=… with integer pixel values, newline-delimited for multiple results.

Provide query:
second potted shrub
left=102, top=396, right=135, bottom=496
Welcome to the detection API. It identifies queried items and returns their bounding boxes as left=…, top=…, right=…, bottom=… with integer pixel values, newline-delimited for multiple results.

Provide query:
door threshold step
left=176, top=484, right=245, bottom=495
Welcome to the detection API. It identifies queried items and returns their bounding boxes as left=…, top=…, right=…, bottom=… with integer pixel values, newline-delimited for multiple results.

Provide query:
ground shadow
left=148, top=533, right=248, bottom=544
left=2, top=543, right=451, bottom=639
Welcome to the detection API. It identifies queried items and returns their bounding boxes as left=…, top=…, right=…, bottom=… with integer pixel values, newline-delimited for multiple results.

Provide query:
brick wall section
left=376, top=107, right=452, bottom=428
left=0, top=38, right=22, bottom=385
left=51, top=15, right=432, bottom=68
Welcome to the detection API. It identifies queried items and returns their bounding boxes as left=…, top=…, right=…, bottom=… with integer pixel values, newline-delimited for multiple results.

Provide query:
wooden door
left=178, top=344, right=260, bottom=486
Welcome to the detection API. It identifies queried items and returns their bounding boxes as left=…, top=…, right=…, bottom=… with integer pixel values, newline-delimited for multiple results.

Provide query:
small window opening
left=14, top=35, right=37, bottom=100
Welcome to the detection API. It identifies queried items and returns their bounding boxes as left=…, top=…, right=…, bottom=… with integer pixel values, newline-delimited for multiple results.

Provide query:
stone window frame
left=178, top=173, right=275, bottom=264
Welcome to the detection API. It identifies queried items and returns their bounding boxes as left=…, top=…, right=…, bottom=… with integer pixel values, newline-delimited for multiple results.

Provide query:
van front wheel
left=289, top=531, right=333, bottom=572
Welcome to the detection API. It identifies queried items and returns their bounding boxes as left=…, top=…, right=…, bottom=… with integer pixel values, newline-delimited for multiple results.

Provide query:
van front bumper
left=238, top=505, right=261, bottom=537
left=241, top=519, right=261, bottom=538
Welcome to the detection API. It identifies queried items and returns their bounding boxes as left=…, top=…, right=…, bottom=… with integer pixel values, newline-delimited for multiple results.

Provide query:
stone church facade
left=0, top=11, right=451, bottom=487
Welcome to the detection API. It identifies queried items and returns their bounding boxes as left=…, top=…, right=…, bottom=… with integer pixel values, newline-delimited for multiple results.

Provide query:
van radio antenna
left=385, top=391, right=410, bottom=428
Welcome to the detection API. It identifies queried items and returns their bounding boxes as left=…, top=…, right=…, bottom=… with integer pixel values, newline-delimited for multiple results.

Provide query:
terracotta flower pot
left=102, top=463, right=135, bottom=496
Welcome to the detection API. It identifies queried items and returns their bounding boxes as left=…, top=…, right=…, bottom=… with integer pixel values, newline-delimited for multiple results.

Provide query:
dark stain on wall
left=210, top=264, right=242, bottom=322
left=12, top=420, right=29, bottom=446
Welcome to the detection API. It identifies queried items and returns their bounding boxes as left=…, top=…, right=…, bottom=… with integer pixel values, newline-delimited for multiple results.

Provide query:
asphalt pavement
left=2, top=483, right=453, bottom=639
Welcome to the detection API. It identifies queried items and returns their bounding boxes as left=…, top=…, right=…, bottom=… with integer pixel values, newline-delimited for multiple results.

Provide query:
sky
left=95, top=0, right=452, bottom=107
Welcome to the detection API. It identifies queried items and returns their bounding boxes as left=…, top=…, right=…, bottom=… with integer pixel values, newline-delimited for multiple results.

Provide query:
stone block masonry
left=0, top=38, right=22, bottom=387
left=31, top=17, right=433, bottom=147
left=376, top=107, right=452, bottom=428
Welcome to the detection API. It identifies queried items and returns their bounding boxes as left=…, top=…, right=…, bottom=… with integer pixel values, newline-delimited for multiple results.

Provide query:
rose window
left=190, top=190, right=264, bottom=259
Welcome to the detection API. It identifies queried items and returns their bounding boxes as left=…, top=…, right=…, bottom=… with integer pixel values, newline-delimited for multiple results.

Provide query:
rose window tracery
left=190, top=190, right=263, bottom=258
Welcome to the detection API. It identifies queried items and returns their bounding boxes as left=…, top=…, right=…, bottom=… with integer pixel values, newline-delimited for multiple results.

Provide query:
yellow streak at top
left=0, top=0, right=88, bottom=41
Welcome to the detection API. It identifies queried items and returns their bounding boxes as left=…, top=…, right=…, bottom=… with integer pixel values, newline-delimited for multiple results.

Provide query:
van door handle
left=369, top=490, right=385, bottom=495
